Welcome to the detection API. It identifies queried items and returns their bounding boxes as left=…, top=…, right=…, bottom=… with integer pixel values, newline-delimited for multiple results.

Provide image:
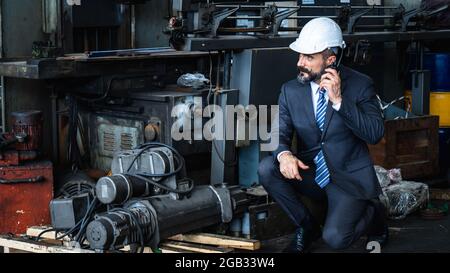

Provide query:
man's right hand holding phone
left=279, top=152, right=310, bottom=181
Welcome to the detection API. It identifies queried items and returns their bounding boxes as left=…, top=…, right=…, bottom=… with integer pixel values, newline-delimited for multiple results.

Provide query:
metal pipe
left=216, top=5, right=399, bottom=9
left=216, top=52, right=221, bottom=90
left=109, top=28, right=112, bottom=49
left=0, top=0, right=5, bottom=133
left=84, top=29, right=89, bottom=51
left=223, top=51, right=231, bottom=89
left=226, top=15, right=396, bottom=20
left=131, top=5, right=136, bottom=49
left=0, top=77, right=5, bottom=133
left=418, top=41, right=424, bottom=70
left=95, top=29, right=99, bottom=51
left=218, top=23, right=401, bottom=33
left=50, top=87, right=58, bottom=163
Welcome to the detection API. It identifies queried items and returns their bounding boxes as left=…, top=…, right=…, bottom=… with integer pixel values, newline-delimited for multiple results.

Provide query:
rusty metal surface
left=0, top=161, right=53, bottom=235
left=0, top=51, right=216, bottom=79
left=11, top=110, right=43, bottom=151
left=0, top=150, right=20, bottom=166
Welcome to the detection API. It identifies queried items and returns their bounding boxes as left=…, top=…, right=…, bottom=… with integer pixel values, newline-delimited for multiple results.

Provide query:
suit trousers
left=258, top=156, right=376, bottom=250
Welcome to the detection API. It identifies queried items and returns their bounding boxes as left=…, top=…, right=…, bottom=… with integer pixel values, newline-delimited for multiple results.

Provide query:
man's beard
left=297, top=64, right=327, bottom=84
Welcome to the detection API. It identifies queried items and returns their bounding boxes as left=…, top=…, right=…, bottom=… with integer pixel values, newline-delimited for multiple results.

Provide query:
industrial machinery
left=48, top=142, right=275, bottom=252
left=0, top=111, right=43, bottom=166
left=87, top=88, right=212, bottom=172
left=166, top=0, right=449, bottom=50
left=2, top=0, right=450, bottom=250
left=0, top=111, right=54, bottom=234
left=86, top=185, right=236, bottom=252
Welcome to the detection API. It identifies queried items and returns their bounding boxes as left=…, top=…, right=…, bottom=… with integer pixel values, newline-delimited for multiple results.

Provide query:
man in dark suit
left=258, top=17, right=388, bottom=252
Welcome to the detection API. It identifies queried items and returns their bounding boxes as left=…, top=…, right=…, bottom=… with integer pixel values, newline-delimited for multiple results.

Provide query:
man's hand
left=279, top=153, right=310, bottom=180
left=320, top=68, right=342, bottom=105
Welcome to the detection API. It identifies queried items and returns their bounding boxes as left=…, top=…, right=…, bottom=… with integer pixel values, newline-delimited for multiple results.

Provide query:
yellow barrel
left=405, top=90, right=450, bottom=127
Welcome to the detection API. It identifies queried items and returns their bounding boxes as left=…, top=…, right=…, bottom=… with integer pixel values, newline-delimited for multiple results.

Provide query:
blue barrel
left=424, top=53, right=450, bottom=91
left=439, top=128, right=450, bottom=172
left=406, top=52, right=450, bottom=91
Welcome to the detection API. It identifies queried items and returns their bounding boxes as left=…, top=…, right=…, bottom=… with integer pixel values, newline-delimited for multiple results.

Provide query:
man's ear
left=327, top=55, right=337, bottom=66
left=328, top=55, right=337, bottom=65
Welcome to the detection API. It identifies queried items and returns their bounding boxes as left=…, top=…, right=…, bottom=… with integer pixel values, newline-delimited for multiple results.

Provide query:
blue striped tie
left=314, top=88, right=330, bottom=188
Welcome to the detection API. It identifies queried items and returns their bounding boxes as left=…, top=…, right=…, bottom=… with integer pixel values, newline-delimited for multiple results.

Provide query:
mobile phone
left=327, top=61, right=340, bottom=72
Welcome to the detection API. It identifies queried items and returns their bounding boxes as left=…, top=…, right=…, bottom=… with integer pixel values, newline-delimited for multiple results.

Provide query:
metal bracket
left=353, top=40, right=371, bottom=65
left=401, top=7, right=423, bottom=32
left=272, top=7, right=300, bottom=36
left=209, top=185, right=233, bottom=223
left=400, top=4, right=448, bottom=32
left=211, top=7, right=239, bottom=37
left=345, top=7, right=374, bottom=34
left=411, top=70, right=431, bottom=116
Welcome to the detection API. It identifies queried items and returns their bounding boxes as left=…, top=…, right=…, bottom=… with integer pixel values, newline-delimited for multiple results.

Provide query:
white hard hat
left=289, top=17, right=346, bottom=55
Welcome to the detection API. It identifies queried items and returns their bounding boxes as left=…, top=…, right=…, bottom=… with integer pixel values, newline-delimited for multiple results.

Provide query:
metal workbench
left=0, top=51, right=214, bottom=80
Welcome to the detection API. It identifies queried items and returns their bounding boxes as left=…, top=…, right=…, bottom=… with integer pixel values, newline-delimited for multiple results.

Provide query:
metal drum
left=406, top=52, right=450, bottom=91
left=423, top=53, right=450, bottom=91
left=10, top=110, right=43, bottom=151
left=404, top=90, right=450, bottom=127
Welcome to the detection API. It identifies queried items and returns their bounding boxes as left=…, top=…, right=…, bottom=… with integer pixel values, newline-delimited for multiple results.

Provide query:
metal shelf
left=181, top=29, right=450, bottom=51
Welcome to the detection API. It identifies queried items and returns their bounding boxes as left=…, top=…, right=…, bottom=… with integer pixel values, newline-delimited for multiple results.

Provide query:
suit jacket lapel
left=299, top=82, right=320, bottom=132
left=321, top=103, right=334, bottom=141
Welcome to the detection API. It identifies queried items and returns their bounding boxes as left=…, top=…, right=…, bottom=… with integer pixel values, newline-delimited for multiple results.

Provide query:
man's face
left=297, top=52, right=328, bottom=84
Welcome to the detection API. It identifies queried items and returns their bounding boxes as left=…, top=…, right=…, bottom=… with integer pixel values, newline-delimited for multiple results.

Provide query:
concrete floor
left=259, top=213, right=450, bottom=253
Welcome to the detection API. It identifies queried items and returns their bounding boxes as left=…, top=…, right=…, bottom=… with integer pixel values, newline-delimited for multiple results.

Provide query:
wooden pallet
left=0, top=226, right=260, bottom=254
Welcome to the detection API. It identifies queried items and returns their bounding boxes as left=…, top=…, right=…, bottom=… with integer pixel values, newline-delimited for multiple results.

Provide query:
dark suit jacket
left=272, top=66, right=384, bottom=200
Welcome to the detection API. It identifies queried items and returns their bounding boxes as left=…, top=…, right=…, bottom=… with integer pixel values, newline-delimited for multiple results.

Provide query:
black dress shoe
left=283, top=226, right=321, bottom=253
left=366, top=224, right=389, bottom=249
left=366, top=200, right=389, bottom=249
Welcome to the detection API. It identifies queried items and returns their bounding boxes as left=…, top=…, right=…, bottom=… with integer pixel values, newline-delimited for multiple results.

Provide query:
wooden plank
left=161, top=241, right=233, bottom=253
left=0, top=236, right=95, bottom=253
left=120, top=245, right=153, bottom=253
left=169, top=233, right=260, bottom=251
left=28, top=226, right=132, bottom=251
left=160, top=246, right=196, bottom=254
left=26, top=226, right=71, bottom=242
left=430, top=189, right=450, bottom=200
left=27, top=226, right=155, bottom=253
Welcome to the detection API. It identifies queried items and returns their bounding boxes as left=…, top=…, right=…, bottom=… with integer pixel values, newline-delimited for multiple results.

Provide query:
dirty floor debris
left=258, top=213, right=450, bottom=253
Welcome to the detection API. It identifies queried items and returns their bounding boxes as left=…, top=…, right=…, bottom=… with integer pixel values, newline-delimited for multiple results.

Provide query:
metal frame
left=181, top=29, right=450, bottom=51
left=0, top=0, right=5, bottom=132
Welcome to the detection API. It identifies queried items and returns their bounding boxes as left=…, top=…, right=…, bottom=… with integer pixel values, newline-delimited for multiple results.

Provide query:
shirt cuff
left=332, top=102, right=342, bottom=111
left=277, top=151, right=292, bottom=162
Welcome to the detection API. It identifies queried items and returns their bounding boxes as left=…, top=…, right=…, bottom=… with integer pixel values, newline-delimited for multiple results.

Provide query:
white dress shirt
left=277, top=82, right=342, bottom=162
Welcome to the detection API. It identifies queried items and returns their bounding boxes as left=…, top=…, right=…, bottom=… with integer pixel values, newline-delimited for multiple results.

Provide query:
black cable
left=130, top=174, right=194, bottom=194
left=74, top=197, right=99, bottom=243
left=210, top=91, right=238, bottom=167
left=55, top=221, right=82, bottom=241
left=73, top=77, right=115, bottom=103
left=35, top=228, right=57, bottom=242
left=207, top=52, right=215, bottom=105
left=204, top=51, right=238, bottom=167
left=124, top=142, right=195, bottom=195
left=67, top=96, right=82, bottom=169
left=110, top=208, right=146, bottom=253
